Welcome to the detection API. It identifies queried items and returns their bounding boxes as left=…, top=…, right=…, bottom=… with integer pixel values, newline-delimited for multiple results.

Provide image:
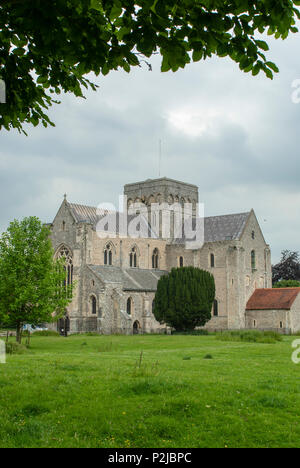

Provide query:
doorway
left=58, top=316, right=70, bottom=336
left=133, top=320, right=140, bottom=335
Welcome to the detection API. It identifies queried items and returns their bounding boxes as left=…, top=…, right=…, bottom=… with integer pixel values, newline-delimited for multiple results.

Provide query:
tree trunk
left=26, top=331, right=31, bottom=347
left=16, top=323, right=22, bottom=344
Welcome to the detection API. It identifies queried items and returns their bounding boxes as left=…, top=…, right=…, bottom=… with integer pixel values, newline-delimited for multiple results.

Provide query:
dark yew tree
left=1, top=0, right=300, bottom=133
left=272, top=250, right=300, bottom=284
left=153, top=266, right=215, bottom=331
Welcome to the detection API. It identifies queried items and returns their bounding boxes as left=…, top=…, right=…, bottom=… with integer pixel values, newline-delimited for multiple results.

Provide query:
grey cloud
left=1, top=33, right=300, bottom=262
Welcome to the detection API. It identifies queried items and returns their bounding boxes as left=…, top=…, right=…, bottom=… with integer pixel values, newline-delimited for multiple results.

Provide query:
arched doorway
left=133, top=320, right=141, bottom=335
left=58, top=315, right=70, bottom=337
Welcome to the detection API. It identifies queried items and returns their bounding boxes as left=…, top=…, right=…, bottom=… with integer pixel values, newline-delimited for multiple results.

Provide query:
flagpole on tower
left=159, top=139, right=162, bottom=177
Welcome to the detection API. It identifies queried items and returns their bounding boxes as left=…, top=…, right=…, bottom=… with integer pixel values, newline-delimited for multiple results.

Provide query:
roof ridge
left=205, top=211, right=250, bottom=220
left=262, top=287, right=300, bottom=291
left=69, top=202, right=250, bottom=219
left=69, top=202, right=98, bottom=210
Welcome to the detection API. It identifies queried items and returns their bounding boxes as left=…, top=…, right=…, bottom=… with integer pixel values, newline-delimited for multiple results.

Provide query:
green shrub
left=5, top=342, right=28, bottom=354
left=33, top=330, right=60, bottom=336
left=204, top=354, right=213, bottom=359
left=262, top=331, right=283, bottom=340
left=71, top=332, right=99, bottom=337
left=172, top=329, right=209, bottom=336
left=273, top=280, right=300, bottom=288
left=216, top=330, right=282, bottom=344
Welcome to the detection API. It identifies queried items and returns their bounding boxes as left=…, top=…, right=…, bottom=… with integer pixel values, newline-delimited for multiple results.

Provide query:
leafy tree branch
left=0, top=0, right=299, bottom=133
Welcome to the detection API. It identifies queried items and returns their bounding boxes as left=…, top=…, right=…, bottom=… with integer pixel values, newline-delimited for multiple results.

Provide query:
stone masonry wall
left=245, top=309, right=290, bottom=334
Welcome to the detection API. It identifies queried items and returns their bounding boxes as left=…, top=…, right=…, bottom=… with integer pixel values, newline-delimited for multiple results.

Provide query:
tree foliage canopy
left=1, top=0, right=300, bottom=133
left=153, top=266, right=215, bottom=331
left=272, top=250, right=300, bottom=284
left=0, top=217, right=72, bottom=341
left=273, top=279, right=300, bottom=288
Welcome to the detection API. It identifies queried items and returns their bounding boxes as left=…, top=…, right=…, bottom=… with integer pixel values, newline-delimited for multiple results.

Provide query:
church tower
left=124, top=177, right=199, bottom=239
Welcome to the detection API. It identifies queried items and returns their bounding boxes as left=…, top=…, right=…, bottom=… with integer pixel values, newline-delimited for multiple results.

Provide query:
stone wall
left=245, top=309, right=290, bottom=334
left=289, top=294, right=300, bottom=334
left=48, top=196, right=272, bottom=335
left=50, top=199, right=85, bottom=327
left=90, top=230, right=168, bottom=271
left=124, top=177, right=199, bottom=206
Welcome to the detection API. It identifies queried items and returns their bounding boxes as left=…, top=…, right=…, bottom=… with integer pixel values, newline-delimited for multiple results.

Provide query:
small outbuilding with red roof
left=246, top=288, right=300, bottom=334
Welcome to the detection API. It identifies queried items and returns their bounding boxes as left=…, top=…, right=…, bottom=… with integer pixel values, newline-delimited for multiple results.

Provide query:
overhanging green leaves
left=0, top=0, right=299, bottom=133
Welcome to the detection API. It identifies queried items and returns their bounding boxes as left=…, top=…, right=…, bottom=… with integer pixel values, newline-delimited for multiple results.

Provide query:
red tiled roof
left=246, top=288, right=300, bottom=311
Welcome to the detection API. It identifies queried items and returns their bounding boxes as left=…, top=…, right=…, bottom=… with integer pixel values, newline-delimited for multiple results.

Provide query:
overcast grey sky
left=1, top=32, right=300, bottom=263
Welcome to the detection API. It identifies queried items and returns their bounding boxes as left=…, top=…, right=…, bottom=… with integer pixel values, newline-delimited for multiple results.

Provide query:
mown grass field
left=0, top=334, right=299, bottom=448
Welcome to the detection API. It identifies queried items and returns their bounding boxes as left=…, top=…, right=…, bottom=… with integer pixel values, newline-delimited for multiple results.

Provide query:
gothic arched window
left=210, top=253, right=215, bottom=268
left=127, top=297, right=132, bottom=315
left=152, top=248, right=159, bottom=269
left=56, top=246, right=73, bottom=287
left=91, top=296, right=97, bottom=315
left=213, top=300, right=218, bottom=317
left=130, top=247, right=138, bottom=268
left=104, top=244, right=113, bottom=265
left=179, top=256, right=184, bottom=267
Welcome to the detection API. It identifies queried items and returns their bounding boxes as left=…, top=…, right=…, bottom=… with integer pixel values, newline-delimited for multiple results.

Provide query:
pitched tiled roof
left=246, top=288, right=300, bottom=310
left=88, top=265, right=167, bottom=292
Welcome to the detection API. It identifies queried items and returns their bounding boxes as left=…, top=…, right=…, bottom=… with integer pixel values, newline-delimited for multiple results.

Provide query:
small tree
left=153, top=267, right=215, bottom=332
left=272, top=250, right=300, bottom=284
left=0, top=217, right=73, bottom=343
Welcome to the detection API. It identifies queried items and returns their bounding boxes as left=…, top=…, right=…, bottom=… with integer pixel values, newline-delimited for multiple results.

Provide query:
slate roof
left=88, top=265, right=167, bottom=292
left=170, top=212, right=250, bottom=244
left=69, top=203, right=100, bottom=224
left=204, top=212, right=250, bottom=243
left=68, top=202, right=154, bottom=237
left=246, top=288, right=300, bottom=311
left=68, top=202, right=250, bottom=243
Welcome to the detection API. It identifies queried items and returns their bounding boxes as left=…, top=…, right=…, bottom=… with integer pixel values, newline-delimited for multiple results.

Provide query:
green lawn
left=0, top=334, right=299, bottom=448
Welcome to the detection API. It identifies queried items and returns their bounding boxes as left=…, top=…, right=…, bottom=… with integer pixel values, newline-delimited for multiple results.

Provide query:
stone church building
left=48, top=177, right=273, bottom=335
